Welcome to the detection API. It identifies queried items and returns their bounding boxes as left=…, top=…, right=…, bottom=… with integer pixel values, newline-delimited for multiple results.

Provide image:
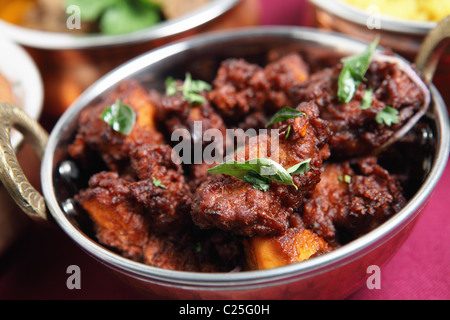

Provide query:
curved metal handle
left=415, top=15, right=450, bottom=82
left=0, top=102, right=49, bottom=220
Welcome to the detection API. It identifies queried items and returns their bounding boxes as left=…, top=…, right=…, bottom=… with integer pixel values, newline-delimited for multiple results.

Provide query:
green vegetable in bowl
left=65, top=0, right=162, bottom=35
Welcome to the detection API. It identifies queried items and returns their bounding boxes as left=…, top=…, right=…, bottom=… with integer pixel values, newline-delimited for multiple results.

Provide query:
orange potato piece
left=245, top=228, right=329, bottom=270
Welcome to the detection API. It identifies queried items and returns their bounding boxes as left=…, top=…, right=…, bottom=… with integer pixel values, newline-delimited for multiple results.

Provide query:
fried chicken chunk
left=156, top=86, right=228, bottom=150
left=142, top=231, right=200, bottom=271
left=78, top=168, right=241, bottom=271
left=208, top=58, right=270, bottom=121
left=68, top=80, right=164, bottom=172
left=76, top=144, right=193, bottom=260
left=302, top=157, right=406, bottom=245
left=290, top=59, right=425, bottom=158
left=154, top=85, right=230, bottom=188
left=129, top=144, right=193, bottom=232
left=264, top=53, right=310, bottom=110
left=190, top=101, right=331, bottom=237
left=208, top=53, right=310, bottom=125
left=75, top=171, right=149, bottom=261
left=143, top=229, right=245, bottom=272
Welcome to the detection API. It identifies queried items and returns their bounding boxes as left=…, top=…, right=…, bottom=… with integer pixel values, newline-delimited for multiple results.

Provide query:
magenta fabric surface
left=0, top=0, right=448, bottom=301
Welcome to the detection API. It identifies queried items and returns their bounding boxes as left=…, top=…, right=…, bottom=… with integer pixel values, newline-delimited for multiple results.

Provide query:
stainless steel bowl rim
left=0, top=0, right=240, bottom=50
left=41, top=26, right=450, bottom=290
left=309, top=0, right=437, bottom=35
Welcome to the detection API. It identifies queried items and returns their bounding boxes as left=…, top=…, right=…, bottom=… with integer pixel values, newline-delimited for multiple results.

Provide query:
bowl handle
left=415, top=16, right=450, bottom=82
left=0, top=102, right=49, bottom=220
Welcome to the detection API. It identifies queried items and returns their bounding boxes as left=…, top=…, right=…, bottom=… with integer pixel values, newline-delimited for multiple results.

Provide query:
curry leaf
left=361, top=88, right=374, bottom=110
left=338, top=36, right=380, bottom=103
left=165, top=73, right=212, bottom=105
left=243, top=171, right=271, bottom=191
left=286, top=158, right=311, bottom=175
left=152, top=177, right=167, bottom=189
left=100, top=99, right=136, bottom=135
left=266, top=107, right=306, bottom=128
left=338, top=66, right=358, bottom=104
left=375, top=106, right=399, bottom=126
left=207, top=158, right=297, bottom=190
left=208, top=158, right=313, bottom=191
left=338, top=174, right=352, bottom=184
left=285, top=125, right=292, bottom=139
left=165, top=77, right=178, bottom=96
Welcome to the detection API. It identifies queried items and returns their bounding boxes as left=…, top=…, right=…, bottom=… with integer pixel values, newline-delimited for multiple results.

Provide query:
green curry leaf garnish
left=100, top=99, right=136, bottom=135
left=338, top=36, right=380, bottom=103
left=208, top=158, right=312, bottom=191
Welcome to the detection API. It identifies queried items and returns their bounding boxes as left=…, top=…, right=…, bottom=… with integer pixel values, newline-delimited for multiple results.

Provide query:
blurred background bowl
left=0, top=35, right=43, bottom=257
left=0, top=0, right=259, bottom=126
left=308, top=0, right=450, bottom=106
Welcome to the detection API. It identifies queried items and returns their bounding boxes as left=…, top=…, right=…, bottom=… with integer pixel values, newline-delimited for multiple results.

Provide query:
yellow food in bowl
left=340, top=0, right=450, bottom=22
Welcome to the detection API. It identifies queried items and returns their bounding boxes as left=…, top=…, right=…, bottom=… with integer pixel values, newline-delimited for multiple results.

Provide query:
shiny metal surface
left=0, top=36, right=43, bottom=257
left=34, top=27, right=449, bottom=299
left=0, top=103, right=48, bottom=220
left=415, top=16, right=450, bottom=83
left=0, top=0, right=241, bottom=49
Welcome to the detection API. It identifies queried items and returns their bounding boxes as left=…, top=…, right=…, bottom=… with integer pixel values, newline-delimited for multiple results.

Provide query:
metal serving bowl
left=0, top=27, right=449, bottom=299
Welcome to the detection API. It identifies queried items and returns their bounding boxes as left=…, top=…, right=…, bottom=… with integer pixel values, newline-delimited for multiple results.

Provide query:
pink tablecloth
left=0, top=0, right=448, bottom=301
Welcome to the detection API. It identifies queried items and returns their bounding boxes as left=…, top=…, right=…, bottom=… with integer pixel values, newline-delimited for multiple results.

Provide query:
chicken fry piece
left=302, top=157, right=406, bottom=245
left=290, top=59, right=426, bottom=158
left=190, top=101, right=330, bottom=237
left=76, top=143, right=193, bottom=260
left=143, top=229, right=245, bottom=272
left=154, top=81, right=230, bottom=189
left=129, top=144, right=193, bottom=233
left=264, top=53, right=310, bottom=110
left=208, top=58, right=270, bottom=122
left=208, top=53, right=310, bottom=124
left=143, top=232, right=199, bottom=271
left=76, top=172, right=149, bottom=261
left=68, top=80, right=164, bottom=172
